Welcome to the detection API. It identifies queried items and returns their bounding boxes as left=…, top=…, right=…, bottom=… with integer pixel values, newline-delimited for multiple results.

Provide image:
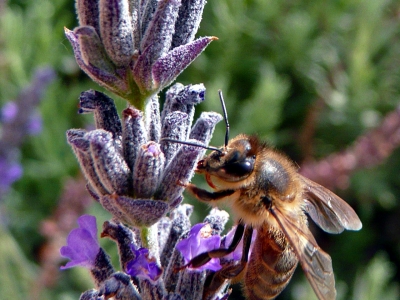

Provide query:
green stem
left=140, top=227, right=150, bottom=248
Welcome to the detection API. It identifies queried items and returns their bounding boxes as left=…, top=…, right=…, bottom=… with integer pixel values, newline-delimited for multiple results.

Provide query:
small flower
left=126, top=246, right=162, bottom=281
left=60, top=215, right=100, bottom=269
left=176, top=223, right=222, bottom=271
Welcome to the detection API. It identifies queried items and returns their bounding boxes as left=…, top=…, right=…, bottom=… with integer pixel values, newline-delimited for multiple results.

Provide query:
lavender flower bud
left=189, top=112, right=223, bottom=143
left=76, top=0, right=100, bottom=31
left=99, top=0, right=135, bottom=67
left=133, top=142, right=165, bottom=198
left=79, top=289, right=101, bottom=300
left=99, top=272, right=141, bottom=300
left=172, top=0, right=206, bottom=47
left=64, top=28, right=130, bottom=97
left=122, top=107, right=147, bottom=171
left=66, top=129, right=109, bottom=195
left=87, top=130, right=131, bottom=195
left=91, top=248, right=115, bottom=287
left=140, top=0, right=158, bottom=38
left=140, top=0, right=182, bottom=65
left=79, top=90, right=122, bottom=143
left=101, top=220, right=138, bottom=270
left=203, top=208, right=230, bottom=236
left=75, top=26, right=116, bottom=73
left=157, top=217, right=172, bottom=259
left=161, top=83, right=185, bottom=123
left=160, top=111, right=188, bottom=164
left=162, top=83, right=206, bottom=138
left=160, top=204, right=193, bottom=268
left=156, top=142, right=203, bottom=206
left=145, top=95, right=161, bottom=142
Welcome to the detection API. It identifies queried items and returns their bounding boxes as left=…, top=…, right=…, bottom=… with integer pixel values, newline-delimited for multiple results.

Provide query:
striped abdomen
left=243, top=226, right=298, bottom=300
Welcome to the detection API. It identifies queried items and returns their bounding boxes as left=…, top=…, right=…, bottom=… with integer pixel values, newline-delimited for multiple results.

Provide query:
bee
left=168, top=91, right=362, bottom=300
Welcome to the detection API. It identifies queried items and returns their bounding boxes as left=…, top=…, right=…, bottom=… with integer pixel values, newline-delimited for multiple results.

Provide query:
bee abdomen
left=243, top=227, right=298, bottom=300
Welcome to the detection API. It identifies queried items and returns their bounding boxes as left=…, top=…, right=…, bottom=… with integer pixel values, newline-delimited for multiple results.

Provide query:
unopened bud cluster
left=65, top=0, right=216, bottom=108
left=67, top=85, right=222, bottom=227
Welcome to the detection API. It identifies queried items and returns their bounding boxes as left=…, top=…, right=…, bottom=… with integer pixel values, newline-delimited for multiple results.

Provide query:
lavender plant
left=0, top=67, right=55, bottom=200
left=60, top=1, right=238, bottom=299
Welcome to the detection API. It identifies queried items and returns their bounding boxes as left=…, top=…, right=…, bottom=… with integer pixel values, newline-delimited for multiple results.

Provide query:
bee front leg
left=186, top=183, right=235, bottom=202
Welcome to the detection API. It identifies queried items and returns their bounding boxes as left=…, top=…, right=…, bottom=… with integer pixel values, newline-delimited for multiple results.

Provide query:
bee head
left=197, top=135, right=257, bottom=182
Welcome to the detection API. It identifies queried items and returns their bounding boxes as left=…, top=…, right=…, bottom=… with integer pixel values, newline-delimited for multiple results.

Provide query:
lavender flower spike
left=67, top=0, right=215, bottom=107
left=60, top=215, right=100, bottom=269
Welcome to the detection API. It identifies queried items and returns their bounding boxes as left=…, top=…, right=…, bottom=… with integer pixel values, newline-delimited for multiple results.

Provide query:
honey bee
left=175, top=91, right=362, bottom=300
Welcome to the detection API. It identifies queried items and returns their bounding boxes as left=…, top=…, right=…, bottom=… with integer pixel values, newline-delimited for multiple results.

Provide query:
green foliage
left=353, top=253, right=399, bottom=300
left=1, top=0, right=399, bottom=299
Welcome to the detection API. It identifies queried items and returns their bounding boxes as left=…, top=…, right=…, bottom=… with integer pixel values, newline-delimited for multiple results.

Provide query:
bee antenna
left=218, top=90, right=230, bottom=148
left=161, top=138, right=223, bottom=154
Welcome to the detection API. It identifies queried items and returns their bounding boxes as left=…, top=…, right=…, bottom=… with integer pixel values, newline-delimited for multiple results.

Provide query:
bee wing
left=300, top=175, right=362, bottom=234
left=271, top=207, right=336, bottom=300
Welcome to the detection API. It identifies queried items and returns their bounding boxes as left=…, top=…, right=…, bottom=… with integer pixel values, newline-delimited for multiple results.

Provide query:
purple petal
left=223, top=226, right=257, bottom=261
left=176, top=223, right=221, bottom=272
left=60, top=215, right=100, bottom=269
left=126, top=247, right=162, bottom=281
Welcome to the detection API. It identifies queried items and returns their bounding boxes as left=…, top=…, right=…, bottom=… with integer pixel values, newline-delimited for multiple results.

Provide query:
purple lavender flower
left=126, top=247, right=162, bottom=281
left=0, top=158, right=23, bottom=190
left=1, top=102, right=18, bottom=123
left=60, top=215, right=100, bottom=269
left=176, top=223, right=222, bottom=272
left=62, top=1, right=232, bottom=299
left=27, top=112, right=42, bottom=135
left=0, top=67, right=54, bottom=198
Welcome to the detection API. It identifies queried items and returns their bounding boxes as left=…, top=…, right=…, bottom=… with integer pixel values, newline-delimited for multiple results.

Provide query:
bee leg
left=204, top=226, right=254, bottom=299
left=177, top=222, right=245, bottom=272
left=186, top=183, right=235, bottom=202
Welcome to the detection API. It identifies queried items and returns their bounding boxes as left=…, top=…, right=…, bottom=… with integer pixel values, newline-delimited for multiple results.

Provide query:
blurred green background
left=1, top=0, right=399, bottom=299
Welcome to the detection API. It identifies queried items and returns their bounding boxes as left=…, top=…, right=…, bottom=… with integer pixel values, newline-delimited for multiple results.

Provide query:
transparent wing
left=270, top=207, right=336, bottom=300
left=300, top=175, right=362, bottom=234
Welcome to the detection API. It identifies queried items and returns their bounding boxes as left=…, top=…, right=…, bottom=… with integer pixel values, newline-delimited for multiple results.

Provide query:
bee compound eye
left=222, top=156, right=255, bottom=179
